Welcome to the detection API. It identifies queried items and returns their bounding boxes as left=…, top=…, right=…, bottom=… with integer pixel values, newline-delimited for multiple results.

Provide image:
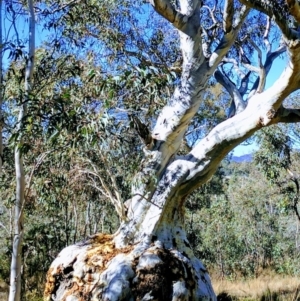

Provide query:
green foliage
left=1, top=2, right=169, bottom=297
left=254, top=127, right=291, bottom=184
left=0, top=1, right=300, bottom=300
left=186, top=154, right=300, bottom=279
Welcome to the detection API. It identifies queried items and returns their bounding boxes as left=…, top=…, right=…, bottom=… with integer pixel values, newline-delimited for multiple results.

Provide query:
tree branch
left=221, top=57, right=251, bottom=96
left=209, top=5, right=250, bottom=68
left=272, top=107, right=300, bottom=123
left=202, top=5, right=218, bottom=25
left=75, top=160, right=126, bottom=221
left=239, top=71, right=251, bottom=95
left=201, top=5, right=218, bottom=57
left=249, top=40, right=266, bottom=93
left=176, top=56, right=300, bottom=195
left=179, top=0, right=199, bottom=16
left=233, top=4, right=250, bottom=28
left=223, top=0, right=234, bottom=33
left=238, top=0, right=300, bottom=41
left=215, top=69, right=245, bottom=116
left=147, top=0, right=188, bottom=31
left=263, top=16, right=271, bottom=53
left=131, top=115, right=153, bottom=148
left=222, top=57, right=246, bottom=78
left=286, top=0, right=300, bottom=24
left=248, top=44, right=286, bottom=98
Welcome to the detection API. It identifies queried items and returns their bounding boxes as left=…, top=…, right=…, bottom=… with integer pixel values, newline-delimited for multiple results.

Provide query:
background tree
left=0, top=0, right=3, bottom=176
left=9, top=0, right=35, bottom=300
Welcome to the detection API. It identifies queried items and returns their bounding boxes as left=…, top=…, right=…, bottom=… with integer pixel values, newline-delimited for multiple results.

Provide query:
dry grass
left=212, top=272, right=300, bottom=300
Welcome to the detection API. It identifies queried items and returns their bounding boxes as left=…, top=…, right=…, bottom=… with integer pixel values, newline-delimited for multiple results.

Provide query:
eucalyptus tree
left=0, top=0, right=3, bottom=175
left=44, top=0, right=300, bottom=300
left=8, top=0, right=35, bottom=300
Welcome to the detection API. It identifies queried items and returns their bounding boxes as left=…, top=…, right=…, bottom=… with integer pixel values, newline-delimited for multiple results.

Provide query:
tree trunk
left=8, top=1, right=35, bottom=300
left=9, top=139, right=26, bottom=301
left=45, top=200, right=216, bottom=301
left=45, top=0, right=300, bottom=300
left=0, top=0, right=3, bottom=175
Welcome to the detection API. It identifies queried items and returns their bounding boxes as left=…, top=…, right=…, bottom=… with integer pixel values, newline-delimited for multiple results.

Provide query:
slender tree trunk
left=8, top=1, right=35, bottom=300
left=73, top=201, right=78, bottom=244
left=0, top=0, right=3, bottom=175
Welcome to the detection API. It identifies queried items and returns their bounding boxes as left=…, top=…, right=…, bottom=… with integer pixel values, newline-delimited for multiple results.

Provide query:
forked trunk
left=45, top=0, right=300, bottom=300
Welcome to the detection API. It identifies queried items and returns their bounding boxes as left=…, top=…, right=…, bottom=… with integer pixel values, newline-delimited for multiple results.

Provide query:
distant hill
left=231, top=154, right=252, bottom=163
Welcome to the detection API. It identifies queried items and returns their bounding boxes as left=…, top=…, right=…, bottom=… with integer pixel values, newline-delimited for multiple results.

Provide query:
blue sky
left=3, top=5, right=290, bottom=157
left=233, top=54, right=287, bottom=156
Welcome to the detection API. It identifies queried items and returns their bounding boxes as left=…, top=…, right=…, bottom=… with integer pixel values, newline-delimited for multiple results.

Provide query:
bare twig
left=75, top=156, right=126, bottom=221
left=263, top=16, right=271, bottom=53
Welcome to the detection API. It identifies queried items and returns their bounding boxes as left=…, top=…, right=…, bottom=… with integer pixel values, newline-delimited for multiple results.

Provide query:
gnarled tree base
left=44, top=233, right=216, bottom=301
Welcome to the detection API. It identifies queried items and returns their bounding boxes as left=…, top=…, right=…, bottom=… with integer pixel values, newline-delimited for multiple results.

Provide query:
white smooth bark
left=9, top=1, right=35, bottom=300
left=0, top=0, right=3, bottom=175
left=116, top=2, right=250, bottom=249
left=45, top=1, right=300, bottom=300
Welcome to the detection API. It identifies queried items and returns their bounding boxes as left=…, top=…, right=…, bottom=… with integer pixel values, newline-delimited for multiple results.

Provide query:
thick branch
left=242, top=62, right=260, bottom=74
left=215, top=70, right=245, bottom=115
left=153, top=4, right=249, bottom=147
left=209, top=5, right=250, bottom=68
left=286, top=0, right=300, bottom=24
left=128, top=3, right=250, bottom=198
left=178, top=59, right=300, bottom=195
left=148, top=0, right=187, bottom=31
left=239, top=0, right=300, bottom=41
left=272, top=107, right=300, bottom=123
left=221, top=58, right=250, bottom=96
left=248, top=44, right=286, bottom=98
left=119, top=2, right=249, bottom=247
left=249, top=40, right=266, bottom=93
left=222, top=57, right=246, bottom=78
left=117, top=57, right=300, bottom=245
left=223, top=0, right=234, bottom=33
left=179, top=0, right=199, bottom=16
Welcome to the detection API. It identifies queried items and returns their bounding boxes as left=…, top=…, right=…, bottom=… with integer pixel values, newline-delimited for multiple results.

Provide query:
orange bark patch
left=44, top=266, right=63, bottom=301
left=44, top=234, right=134, bottom=301
left=85, top=233, right=133, bottom=272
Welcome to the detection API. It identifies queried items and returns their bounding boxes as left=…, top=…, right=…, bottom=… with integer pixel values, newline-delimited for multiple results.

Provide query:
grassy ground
left=2, top=273, right=300, bottom=300
left=212, top=273, right=300, bottom=301
left=0, top=281, right=8, bottom=300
